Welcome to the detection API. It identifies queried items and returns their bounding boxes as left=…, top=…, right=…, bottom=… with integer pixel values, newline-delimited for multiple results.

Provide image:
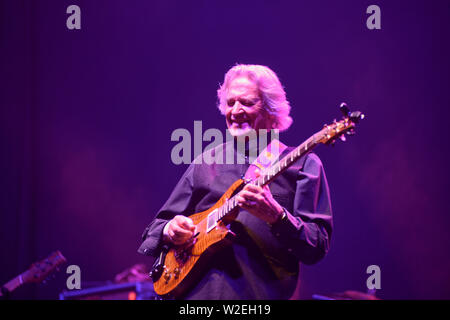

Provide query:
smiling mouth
left=231, top=120, right=250, bottom=127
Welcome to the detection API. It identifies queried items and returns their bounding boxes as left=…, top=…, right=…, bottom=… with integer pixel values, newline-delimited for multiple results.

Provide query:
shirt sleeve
left=270, top=152, right=333, bottom=265
left=137, top=162, right=197, bottom=257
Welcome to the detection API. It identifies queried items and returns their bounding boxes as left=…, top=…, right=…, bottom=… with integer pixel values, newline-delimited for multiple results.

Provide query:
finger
left=243, top=183, right=263, bottom=194
left=237, top=201, right=255, bottom=211
left=174, top=215, right=196, bottom=231
left=180, top=218, right=195, bottom=231
left=171, top=224, right=194, bottom=238
left=262, top=184, right=272, bottom=193
left=236, top=195, right=245, bottom=204
left=240, top=190, right=264, bottom=202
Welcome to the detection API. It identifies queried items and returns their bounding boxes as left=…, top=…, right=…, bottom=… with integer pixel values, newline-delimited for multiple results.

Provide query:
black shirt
left=138, top=140, right=333, bottom=299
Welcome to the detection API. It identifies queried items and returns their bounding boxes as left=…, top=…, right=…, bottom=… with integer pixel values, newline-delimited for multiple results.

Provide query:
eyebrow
left=227, top=93, right=259, bottom=100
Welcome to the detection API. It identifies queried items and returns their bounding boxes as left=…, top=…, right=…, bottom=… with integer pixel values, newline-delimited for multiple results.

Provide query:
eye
left=227, top=99, right=236, bottom=107
left=240, top=99, right=255, bottom=107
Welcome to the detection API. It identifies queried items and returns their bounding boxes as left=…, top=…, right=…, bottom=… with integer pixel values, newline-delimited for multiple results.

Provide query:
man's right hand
left=163, top=215, right=196, bottom=245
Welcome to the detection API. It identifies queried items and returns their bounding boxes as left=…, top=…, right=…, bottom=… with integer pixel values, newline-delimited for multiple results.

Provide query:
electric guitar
left=0, top=251, right=67, bottom=297
left=152, top=103, right=364, bottom=298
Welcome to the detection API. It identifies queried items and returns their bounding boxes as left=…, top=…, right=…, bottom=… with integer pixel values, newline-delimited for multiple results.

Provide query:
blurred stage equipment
left=0, top=251, right=66, bottom=299
left=313, top=289, right=380, bottom=300
left=59, top=263, right=158, bottom=300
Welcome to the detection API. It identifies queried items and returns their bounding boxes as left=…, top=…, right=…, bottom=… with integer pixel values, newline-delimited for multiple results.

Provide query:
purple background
left=1, top=0, right=449, bottom=299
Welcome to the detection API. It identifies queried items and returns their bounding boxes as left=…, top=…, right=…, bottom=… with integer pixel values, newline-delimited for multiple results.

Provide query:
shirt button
left=288, top=248, right=293, bottom=252
left=275, top=233, right=280, bottom=237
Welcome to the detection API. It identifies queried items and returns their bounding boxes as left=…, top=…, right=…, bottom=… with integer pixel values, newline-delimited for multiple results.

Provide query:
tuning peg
left=340, top=103, right=365, bottom=123
left=340, top=135, right=346, bottom=142
left=328, top=139, right=336, bottom=147
left=340, top=102, right=350, bottom=117
left=350, top=111, right=365, bottom=123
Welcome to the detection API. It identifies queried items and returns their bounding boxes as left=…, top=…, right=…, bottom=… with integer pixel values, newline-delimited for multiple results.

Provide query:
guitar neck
left=0, top=251, right=67, bottom=297
left=0, top=273, right=25, bottom=296
left=216, top=133, right=322, bottom=222
left=254, top=133, right=320, bottom=188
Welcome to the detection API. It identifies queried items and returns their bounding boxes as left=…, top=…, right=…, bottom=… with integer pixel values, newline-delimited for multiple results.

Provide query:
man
left=138, top=64, right=333, bottom=299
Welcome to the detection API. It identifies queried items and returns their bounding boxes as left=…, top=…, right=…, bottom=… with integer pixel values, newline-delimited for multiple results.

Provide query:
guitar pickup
left=206, top=209, right=218, bottom=233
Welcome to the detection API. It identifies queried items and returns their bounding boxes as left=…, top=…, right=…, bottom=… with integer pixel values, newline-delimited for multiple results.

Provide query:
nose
left=231, top=101, right=244, bottom=115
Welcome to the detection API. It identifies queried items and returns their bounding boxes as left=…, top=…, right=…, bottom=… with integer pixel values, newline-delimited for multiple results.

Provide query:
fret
left=270, top=167, right=275, bottom=176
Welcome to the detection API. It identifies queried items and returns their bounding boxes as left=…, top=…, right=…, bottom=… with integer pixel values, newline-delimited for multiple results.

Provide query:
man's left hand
left=236, top=182, right=284, bottom=224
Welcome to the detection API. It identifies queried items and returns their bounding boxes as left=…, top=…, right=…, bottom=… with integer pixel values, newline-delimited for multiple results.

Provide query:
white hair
left=217, top=64, right=293, bottom=131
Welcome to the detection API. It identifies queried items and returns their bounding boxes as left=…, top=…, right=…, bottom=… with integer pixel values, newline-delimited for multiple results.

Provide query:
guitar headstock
left=22, top=251, right=67, bottom=284
left=317, top=103, right=365, bottom=145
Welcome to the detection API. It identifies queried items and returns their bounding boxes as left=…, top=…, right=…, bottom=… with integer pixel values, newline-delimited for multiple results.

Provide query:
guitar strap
left=244, top=138, right=288, bottom=181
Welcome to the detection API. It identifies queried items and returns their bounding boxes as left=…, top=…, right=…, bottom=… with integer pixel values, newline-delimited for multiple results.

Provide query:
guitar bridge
left=206, top=209, right=218, bottom=233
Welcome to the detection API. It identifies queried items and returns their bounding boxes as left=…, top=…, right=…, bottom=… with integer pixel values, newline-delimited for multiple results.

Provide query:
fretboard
left=215, top=133, right=321, bottom=222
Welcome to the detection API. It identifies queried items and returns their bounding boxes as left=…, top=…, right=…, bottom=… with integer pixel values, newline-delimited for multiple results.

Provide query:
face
left=225, top=77, right=272, bottom=137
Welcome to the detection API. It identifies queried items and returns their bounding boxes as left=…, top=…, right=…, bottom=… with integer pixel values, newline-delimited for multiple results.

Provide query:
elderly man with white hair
left=138, top=64, right=333, bottom=300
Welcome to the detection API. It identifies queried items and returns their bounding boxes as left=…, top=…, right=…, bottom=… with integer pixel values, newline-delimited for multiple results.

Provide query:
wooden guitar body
left=153, top=179, right=244, bottom=298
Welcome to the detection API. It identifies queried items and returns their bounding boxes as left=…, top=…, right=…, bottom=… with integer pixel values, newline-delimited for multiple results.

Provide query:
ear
left=270, top=116, right=278, bottom=129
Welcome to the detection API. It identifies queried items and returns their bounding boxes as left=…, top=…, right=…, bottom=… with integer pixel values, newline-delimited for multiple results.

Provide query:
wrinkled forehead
left=227, top=76, right=260, bottom=98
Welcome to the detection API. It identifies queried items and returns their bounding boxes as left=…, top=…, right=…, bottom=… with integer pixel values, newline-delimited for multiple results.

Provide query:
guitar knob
left=174, top=268, right=180, bottom=279
left=164, top=271, right=171, bottom=283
